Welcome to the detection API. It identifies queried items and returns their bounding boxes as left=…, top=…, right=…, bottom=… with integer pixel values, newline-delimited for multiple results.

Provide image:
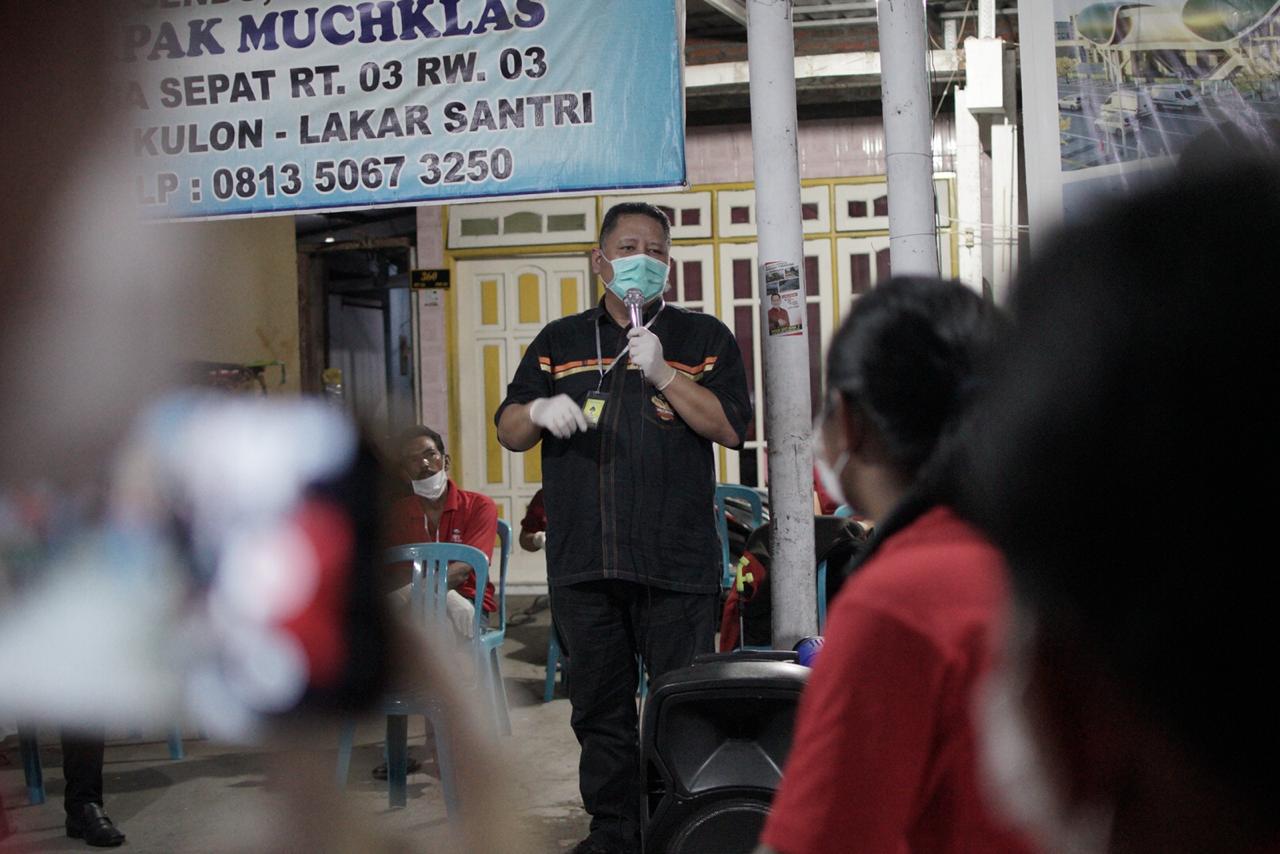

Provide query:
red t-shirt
left=386, top=481, right=498, bottom=613
left=761, top=506, right=1033, bottom=854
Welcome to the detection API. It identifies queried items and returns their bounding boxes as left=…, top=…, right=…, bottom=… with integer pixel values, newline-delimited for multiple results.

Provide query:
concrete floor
left=0, top=597, right=592, bottom=853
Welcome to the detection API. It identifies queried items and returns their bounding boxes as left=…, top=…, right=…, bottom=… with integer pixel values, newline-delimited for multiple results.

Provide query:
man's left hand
left=627, top=326, right=677, bottom=388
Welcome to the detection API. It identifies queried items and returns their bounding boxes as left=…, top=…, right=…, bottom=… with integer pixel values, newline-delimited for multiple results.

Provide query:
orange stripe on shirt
left=668, top=356, right=718, bottom=374
left=551, top=357, right=616, bottom=378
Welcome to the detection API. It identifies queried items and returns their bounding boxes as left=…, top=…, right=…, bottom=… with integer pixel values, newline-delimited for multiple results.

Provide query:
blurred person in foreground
left=755, top=277, right=1032, bottom=854
left=0, top=7, right=533, bottom=851
left=960, top=161, right=1280, bottom=854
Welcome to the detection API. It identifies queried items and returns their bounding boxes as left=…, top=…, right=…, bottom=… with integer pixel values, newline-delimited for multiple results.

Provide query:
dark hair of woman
left=825, top=276, right=1004, bottom=557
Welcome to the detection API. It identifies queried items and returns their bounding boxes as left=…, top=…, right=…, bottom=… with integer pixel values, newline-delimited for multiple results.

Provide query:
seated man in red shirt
left=377, top=425, right=497, bottom=780
left=386, top=425, right=497, bottom=639
left=518, top=488, right=546, bottom=553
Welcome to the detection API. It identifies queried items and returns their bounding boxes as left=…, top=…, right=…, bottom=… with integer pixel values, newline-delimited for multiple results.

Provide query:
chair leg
left=386, top=715, right=408, bottom=808
left=431, top=712, right=460, bottom=821
left=488, top=648, right=512, bottom=735
left=335, top=720, right=357, bottom=788
left=167, top=726, right=184, bottom=760
left=18, top=725, right=44, bottom=806
left=544, top=630, right=560, bottom=703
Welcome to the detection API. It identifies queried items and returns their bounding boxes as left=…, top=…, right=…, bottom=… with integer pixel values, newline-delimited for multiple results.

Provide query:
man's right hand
left=529, top=395, right=588, bottom=439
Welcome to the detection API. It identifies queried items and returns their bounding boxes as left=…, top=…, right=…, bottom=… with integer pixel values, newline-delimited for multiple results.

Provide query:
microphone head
left=623, top=288, right=643, bottom=307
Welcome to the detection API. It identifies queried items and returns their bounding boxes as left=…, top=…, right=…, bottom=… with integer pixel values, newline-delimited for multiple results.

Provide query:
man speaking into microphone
left=497, top=202, right=751, bottom=854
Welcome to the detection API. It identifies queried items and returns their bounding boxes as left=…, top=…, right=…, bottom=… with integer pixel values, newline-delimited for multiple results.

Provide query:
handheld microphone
left=624, top=288, right=644, bottom=329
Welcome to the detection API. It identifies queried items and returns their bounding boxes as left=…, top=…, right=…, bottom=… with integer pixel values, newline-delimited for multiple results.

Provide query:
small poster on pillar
left=1019, top=0, right=1280, bottom=238
left=762, top=261, right=803, bottom=337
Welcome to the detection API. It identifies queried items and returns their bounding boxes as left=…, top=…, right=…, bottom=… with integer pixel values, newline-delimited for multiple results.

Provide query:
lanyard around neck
left=423, top=510, right=443, bottom=542
left=594, top=300, right=665, bottom=388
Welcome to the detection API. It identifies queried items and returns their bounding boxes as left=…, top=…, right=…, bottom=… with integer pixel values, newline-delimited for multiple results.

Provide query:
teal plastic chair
left=335, top=541, right=490, bottom=812
left=544, top=622, right=565, bottom=702
left=817, top=561, right=829, bottom=633
left=18, top=725, right=189, bottom=805
left=540, top=617, right=565, bottom=706
left=713, top=484, right=765, bottom=589
left=543, top=633, right=647, bottom=701
left=480, top=520, right=512, bottom=735
left=18, top=726, right=43, bottom=805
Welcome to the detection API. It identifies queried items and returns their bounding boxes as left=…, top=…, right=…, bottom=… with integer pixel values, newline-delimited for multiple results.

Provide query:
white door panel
left=456, top=256, right=592, bottom=591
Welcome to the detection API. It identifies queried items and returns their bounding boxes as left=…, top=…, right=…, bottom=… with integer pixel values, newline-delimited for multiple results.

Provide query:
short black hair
left=398, top=424, right=445, bottom=456
left=598, top=202, right=671, bottom=247
left=959, top=160, right=1280, bottom=817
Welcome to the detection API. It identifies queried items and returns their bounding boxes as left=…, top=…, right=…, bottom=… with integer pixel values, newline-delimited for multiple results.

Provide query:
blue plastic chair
left=816, top=560, right=829, bottom=633
left=18, top=725, right=189, bottom=805
left=479, top=520, right=512, bottom=735
left=544, top=622, right=565, bottom=703
left=18, top=726, right=43, bottom=805
left=543, top=632, right=648, bottom=700
left=714, top=484, right=766, bottom=589
left=540, top=617, right=565, bottom=706
left=335, top=541, right=490, bottom=812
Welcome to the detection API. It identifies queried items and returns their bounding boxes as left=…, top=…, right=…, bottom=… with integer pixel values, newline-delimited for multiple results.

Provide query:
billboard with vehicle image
left=1054, top=0, right=1280, bottom=171
left=1021, top=0, right=1280, bottom=237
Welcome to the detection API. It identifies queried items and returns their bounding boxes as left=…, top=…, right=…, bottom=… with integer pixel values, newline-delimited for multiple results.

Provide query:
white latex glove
left=532, top=531, right=546, bottom=550
left=528, top=394, right=588, bottom=439
left=627, top=326, right=677, bottom=388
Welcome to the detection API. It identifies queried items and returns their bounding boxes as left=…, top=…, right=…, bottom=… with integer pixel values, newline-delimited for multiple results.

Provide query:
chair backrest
left=493, top=519, right=511, bottom=632
left=714, top=483, right=766, bottom=588
left=816, top=560, right=828, bottom=633
left=384, top=542, right=490, bottom=638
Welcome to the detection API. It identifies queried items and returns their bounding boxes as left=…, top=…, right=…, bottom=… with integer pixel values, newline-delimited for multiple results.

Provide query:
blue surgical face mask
left=604, top=253, right=669, bottom=303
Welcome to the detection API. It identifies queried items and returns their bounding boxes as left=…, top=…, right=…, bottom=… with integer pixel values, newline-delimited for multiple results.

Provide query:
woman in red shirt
left=757, top=277, right=1031, bottom=854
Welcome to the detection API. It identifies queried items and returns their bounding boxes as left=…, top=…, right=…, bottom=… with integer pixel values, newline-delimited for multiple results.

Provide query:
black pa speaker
left=640, top=652, right=809, bottom=854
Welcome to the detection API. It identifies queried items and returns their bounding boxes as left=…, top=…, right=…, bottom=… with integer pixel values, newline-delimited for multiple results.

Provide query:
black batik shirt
left=495, top=298, right=752, bottom=593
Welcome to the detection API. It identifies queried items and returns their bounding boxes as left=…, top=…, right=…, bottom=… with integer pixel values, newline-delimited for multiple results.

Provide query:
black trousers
left=61, top=729, right=105, bottom=814
left=551, top=579, right=717, bottom=853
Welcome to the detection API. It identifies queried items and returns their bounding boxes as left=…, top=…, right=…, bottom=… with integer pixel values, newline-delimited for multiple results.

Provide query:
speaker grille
left=666, top=797, right=770, bottom=854
left=661, top=695, right=795, bottom=794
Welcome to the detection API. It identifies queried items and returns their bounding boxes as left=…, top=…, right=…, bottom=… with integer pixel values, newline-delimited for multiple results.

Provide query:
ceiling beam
left=685, top=49, right=961, bottom=90
left=702, top=0, right=747, bottom=25
left=698, top=0, right=1014, bottom=28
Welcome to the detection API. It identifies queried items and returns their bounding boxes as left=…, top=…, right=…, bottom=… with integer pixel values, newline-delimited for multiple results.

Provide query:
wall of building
left=687, top=116, right=957, bottom=184
left=684, top=16, right=1019, bottom=65
left=163, top=215, right=301, bottom=393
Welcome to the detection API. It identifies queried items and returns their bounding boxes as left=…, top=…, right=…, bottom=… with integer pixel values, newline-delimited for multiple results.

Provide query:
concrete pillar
left=746, top=0, right=818, bottom=648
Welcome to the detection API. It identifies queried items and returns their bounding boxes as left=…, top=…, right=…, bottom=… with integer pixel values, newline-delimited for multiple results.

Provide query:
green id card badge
left=582, top=391, right=608, bottom=428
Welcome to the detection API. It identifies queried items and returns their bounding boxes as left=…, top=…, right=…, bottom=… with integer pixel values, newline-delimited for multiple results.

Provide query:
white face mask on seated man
left=411, top=467, right=448, bottom=501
